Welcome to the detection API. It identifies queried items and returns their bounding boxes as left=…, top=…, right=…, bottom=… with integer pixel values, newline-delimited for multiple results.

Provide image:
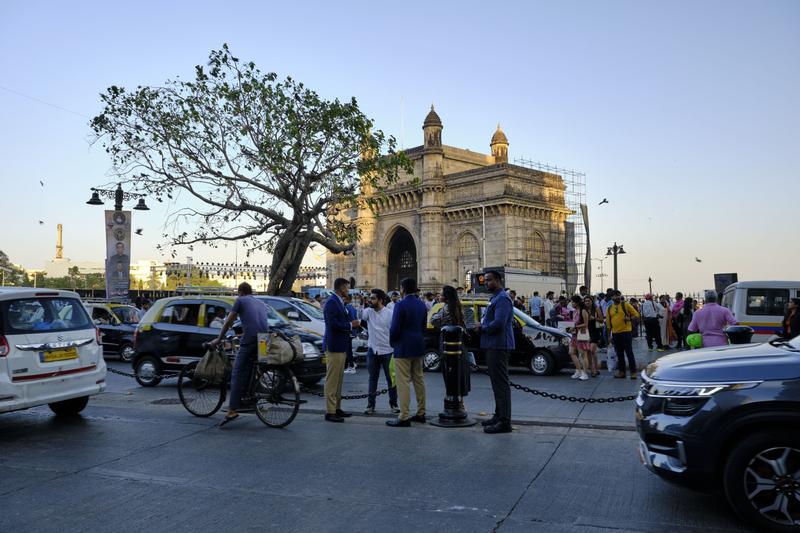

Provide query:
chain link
left=108, top=363, right=635, bottom=404
left=299, top=384, right=390, bottom=401
left=107, top=366, right=179, bottom=381
left=469, top=364, right=637, bottom=403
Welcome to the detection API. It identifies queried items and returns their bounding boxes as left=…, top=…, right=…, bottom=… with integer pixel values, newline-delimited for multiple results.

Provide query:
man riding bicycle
left=208, top=282, right=269, bottom=426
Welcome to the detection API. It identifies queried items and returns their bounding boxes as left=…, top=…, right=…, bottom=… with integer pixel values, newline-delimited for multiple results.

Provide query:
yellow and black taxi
left=132, top=296, right=325, bottom=387
left=423, top=298, right=571, bottom=375
left=84, top=301, right=139, bottom=362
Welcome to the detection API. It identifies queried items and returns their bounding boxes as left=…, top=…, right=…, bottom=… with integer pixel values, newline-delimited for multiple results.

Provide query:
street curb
left=297, top=407, right=637, bottom=432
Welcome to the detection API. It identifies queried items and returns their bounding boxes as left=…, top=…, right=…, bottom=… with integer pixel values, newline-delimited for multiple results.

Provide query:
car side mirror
left=286, top=311, right=300, bottom=319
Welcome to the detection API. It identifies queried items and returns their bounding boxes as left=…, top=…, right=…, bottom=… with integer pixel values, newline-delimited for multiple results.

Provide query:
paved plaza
left=0, top=339, right=755, bottom=533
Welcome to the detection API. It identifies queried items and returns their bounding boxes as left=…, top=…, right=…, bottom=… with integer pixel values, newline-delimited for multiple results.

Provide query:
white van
left=720, top=280, right=800, bottom=342
left=0, top=288, right=106, bottom=415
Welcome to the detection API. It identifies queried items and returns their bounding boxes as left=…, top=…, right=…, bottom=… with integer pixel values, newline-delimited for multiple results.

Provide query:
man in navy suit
left=323, top=278, right=361, bottom=423
left=386, top=277, right=428, bottom=427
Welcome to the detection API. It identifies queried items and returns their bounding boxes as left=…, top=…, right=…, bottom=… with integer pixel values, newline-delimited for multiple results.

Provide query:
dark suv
left=636, top=336, right=800, bottom=532
left=133, top=296, right=325, bottom=387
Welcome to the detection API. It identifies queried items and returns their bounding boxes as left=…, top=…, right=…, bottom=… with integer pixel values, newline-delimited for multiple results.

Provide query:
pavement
left=0, top=338, right=756, bottom=532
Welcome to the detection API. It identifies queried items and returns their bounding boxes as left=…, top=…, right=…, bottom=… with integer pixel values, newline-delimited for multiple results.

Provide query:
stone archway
left=386, top=226, right=417, bottom=291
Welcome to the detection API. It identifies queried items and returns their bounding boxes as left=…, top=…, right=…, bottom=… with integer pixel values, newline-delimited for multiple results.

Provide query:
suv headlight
left=560, top=336, right=571, bottom=347
left=644, top=381, right=761, bottom=398
left=302, top=342, right=321, bottom=359
left=642, top=377, right=762, bottom=416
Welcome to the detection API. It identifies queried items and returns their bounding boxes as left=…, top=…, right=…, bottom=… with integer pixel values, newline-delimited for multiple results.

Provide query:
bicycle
left=177, top=332, right=301, bottom=428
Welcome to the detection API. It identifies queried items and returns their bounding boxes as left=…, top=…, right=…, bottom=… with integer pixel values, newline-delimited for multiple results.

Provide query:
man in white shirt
left=360, top=288, right=399, bottom=414
left=543, top=291, right=556, bottom=326
left=386, top=291, right=400, bottom=310
left=640, top=294, right=666, bottom=351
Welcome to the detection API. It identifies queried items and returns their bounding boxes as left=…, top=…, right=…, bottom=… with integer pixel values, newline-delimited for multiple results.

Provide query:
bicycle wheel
left=254, top=366, right=300, bottom=428
left=178, top=361, right=226, bottom=417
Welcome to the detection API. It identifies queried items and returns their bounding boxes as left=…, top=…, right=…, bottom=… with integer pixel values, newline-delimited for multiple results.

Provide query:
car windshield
left=293, top=299, right=323, bottom=319
left=112, top=305, right=139, bottom=323
left=513, top=308, right=541, bottom=327
left=263, top=304, right=290, bottom=328
left=1, top=297, right=93, bottom=334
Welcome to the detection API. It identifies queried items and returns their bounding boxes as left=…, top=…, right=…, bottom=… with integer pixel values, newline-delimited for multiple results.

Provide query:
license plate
left=40, top=347, right=78, bottom=363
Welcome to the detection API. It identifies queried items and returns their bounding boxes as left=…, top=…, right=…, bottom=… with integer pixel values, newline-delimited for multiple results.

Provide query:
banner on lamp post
left=105, top=210, right=132, bottom=300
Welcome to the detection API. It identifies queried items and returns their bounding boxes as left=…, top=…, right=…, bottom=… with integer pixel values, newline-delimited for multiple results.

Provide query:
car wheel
left=528, top=350, right=555, bottom=376
left=135, top=356, right=163, bottom=387
left=119, top=343, right=135, bottom=363
left=48, top=396, right=89, bottom=416
left=723, top=429, right=800, bottom=532
left=423, top=350, right=442, bottom=372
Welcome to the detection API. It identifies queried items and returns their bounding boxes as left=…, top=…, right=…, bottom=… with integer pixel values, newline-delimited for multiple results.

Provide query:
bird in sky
left=39, top=180, right=44, bottom=187
left=695, top=257, right=702, bottom=263
left=135, top=228, right=143, bottom=235
left=38, top=220, right=44, bottom=225
left=598, top=198, right=609, bottom=206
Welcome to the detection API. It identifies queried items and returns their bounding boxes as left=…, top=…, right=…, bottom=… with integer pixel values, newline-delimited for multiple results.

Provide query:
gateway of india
left=327, top=106, right=580, bottom=293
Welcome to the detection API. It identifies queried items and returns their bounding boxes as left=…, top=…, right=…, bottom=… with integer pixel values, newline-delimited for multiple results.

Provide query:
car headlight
left=302, top=342, right=321, bottom=359
left=642, top=379, right=761, bottom=416
left=644, top=381, right=761, bottom=398
left=560, top=336, right=570, bottom=347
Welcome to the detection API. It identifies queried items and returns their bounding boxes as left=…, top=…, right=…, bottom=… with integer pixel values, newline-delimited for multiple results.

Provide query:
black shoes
left=336, top=409, right=352, bottom=418
left=386, top=418, right=411, bottom=427
left=481, top=415, right=500, bottom=427
left=484, top=420, right=512, bottom=434
left=325, top=413, right=344, bottom=423
left=410, top=414, right=427, bottom=424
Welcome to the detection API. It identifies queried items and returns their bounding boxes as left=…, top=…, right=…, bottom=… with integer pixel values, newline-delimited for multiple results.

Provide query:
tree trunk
left=265, top=226, right=312, bottom=295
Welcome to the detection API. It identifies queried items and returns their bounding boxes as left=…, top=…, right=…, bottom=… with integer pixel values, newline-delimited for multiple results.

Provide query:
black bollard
left=430, top=325, right=477, bottom=428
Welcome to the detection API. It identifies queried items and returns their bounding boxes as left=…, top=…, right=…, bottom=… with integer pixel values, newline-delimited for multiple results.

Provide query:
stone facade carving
left=327, top=108, right=573, bottom=291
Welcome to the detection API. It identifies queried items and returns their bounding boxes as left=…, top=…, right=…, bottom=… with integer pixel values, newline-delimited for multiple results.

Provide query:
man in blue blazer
left=386, top=277, right=428, bottom=427
left=473, top=270, right=515, bottom=434
left=323, top=278, right=361, bottom=423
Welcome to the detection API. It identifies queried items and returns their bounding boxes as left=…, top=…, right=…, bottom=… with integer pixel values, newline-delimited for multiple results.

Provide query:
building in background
left=327, top=107, right=586, bottom=294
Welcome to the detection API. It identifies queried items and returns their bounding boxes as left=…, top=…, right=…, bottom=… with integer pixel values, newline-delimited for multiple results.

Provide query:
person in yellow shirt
left=605, top=290, right=641, bottom=379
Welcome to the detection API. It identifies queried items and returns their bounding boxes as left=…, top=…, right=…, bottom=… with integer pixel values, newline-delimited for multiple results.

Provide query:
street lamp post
left=648, top=276, right=653, bottom=295
left=605, top=243, right=626, bottom=291
left=592, top=257, right=608, bottom=292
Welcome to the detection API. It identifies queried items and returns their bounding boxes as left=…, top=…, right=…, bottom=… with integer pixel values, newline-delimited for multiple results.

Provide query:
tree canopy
left=91, top=45, right=411, bottom=294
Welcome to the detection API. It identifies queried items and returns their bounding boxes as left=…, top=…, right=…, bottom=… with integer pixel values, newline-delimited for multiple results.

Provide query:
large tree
left=91, top=45, right=411, bottom=294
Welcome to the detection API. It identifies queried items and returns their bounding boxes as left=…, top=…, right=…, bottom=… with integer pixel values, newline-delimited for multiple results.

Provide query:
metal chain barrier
left=299, top=384, right=390, bottom=401
left=107, top=366, right=180, bottom=381
left=469, top=364, right=637, bottom=404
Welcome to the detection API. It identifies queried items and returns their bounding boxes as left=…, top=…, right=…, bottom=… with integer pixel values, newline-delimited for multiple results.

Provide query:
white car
left=0, top=288, right=106, bottom=415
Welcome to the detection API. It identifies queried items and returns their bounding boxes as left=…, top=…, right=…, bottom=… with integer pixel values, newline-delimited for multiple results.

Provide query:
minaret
left=419, top=105, right=445, bottom=291
left=490, top=124, right=509, bottom=164
left=55, top=224, right=63, bottom=259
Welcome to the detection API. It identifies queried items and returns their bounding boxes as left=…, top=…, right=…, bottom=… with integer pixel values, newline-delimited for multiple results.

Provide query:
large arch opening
left=386, top=227, right=417, bottom=291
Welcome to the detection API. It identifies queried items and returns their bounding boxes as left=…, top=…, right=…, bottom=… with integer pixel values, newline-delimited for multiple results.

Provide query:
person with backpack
left=606, top=290, right=641, bottom=379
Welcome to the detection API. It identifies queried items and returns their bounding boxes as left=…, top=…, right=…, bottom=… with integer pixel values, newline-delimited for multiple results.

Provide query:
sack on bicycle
left=195, top=346, right=230, bottom=385
left=258, top=331, right=303, bottom=365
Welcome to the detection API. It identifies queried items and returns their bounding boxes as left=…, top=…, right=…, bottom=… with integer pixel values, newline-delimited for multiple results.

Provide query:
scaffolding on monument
left=513, top=157, right=588, bottom=294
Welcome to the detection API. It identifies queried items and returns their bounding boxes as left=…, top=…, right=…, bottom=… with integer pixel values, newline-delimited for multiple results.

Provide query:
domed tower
left=423, top=104, right=442, bottom=150
left=490, top=124, right=509, bottom=164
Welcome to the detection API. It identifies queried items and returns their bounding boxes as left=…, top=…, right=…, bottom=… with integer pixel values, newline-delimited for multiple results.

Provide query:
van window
left=1, top=297, right=92, bottom=334
left=721, top=290, right=735, bottom=311
left=746, top=289, right=789, bottom=316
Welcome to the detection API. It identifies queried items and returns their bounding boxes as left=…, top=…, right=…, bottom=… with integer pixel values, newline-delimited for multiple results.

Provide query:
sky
left=1, top=0, right=798, bottom=295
